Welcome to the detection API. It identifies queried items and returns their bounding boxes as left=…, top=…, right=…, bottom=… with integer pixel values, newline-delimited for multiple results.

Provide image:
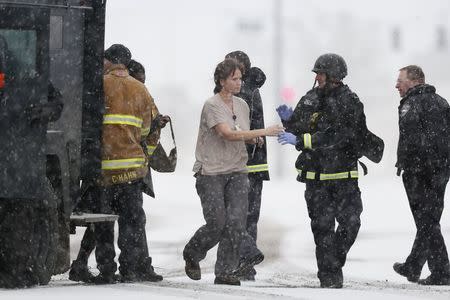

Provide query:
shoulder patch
left=400, top=103, right=411, bottom=118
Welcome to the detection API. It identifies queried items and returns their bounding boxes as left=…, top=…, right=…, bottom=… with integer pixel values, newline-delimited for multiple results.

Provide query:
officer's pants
left=246, top=175, right=263, bottom=241
left=238, top=175, right=263, bottom=275
left=402, top=168, right=450, bottom=277
left=305, top=179, right=362, bottom=282
left=183, top=173, right=250, bottom=277
left=95, top=180, right=149, bottom=276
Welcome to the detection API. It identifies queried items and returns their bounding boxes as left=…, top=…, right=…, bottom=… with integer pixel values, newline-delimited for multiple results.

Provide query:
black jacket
left=396, top=84, right=450, bottom=172
left=236, top=67, right=269, bottom=180
left=284, top=84, right=366, bottom=181
left=0, top=82, right=63, bottom=199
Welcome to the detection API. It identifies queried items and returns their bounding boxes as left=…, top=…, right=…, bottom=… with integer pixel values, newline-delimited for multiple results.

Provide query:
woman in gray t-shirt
left=183, top=58, right=283, bottom=285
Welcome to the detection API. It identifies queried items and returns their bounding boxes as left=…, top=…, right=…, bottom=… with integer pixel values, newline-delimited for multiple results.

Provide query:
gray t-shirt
left=193, top=94, right=250, bottom=175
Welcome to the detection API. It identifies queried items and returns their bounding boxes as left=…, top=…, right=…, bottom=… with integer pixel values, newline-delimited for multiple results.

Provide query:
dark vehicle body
left=0, top=0, right=106, bottom=275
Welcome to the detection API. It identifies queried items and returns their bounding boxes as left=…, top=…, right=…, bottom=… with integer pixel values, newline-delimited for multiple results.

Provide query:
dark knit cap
left=104, top=44, right=131, bottom=65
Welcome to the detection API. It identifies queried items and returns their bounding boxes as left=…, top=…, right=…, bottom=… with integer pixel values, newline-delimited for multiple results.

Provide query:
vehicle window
left=0, top=29, right=37, bottom=80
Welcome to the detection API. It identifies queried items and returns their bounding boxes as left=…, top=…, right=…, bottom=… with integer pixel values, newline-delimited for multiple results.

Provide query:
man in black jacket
left=277, top=53, right=368, bottom=288
left=393, top=65, right=450, bottom=285
left=225, top=51, right=268, bottom=280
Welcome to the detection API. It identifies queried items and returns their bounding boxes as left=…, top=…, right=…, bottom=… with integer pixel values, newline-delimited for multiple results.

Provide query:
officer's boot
left=68, top=260, right=95, bottom=283
left=93, top=262, right=116, bottom=285
left=393, top=262, right=420, bottom=282
left=137, top=257, right=163, bottom=282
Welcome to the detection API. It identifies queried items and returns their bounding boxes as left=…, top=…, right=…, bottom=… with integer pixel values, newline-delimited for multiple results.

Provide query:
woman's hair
left=213, top=58, right=244, bottom=94
left=127, top=59, right=145, bottom=78
left=225, top=50, right=251, bottom=75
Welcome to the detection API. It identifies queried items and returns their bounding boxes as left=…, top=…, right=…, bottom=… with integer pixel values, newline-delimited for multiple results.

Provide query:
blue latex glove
left=278, top=132, right=297, bottom=145
left=276, top=104, right=293, bottom=121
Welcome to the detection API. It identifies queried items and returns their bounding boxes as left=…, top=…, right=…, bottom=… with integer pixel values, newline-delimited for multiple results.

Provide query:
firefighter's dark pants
left=95, top=180, right=149, bottom=276
left=305, top=179, right=362, bottom=283
left=73, top=183, right=101, bottom=266
left=402, top=168, right=450, bottom=278
left=246, top=175, right=263, bottom=242
left=238, top=175, right=263, bottom=275
left=183, top=173, right=255, bottom=277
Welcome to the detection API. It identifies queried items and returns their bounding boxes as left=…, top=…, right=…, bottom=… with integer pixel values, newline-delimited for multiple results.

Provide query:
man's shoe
left=320, top=279, right=343, bottom=289
left=119, top=272, right=139, bottom=283
left=233, top=253, right=264, bottom=277
left=139, top=267, right=163, bottom=282
left=320, top=269, right=343, bottom=289
left=418, top=274, right=450, bottom=286
left=214, top=275, right=241, bottom=286
left=393, top=262, right=420, bottom=282
left=240, top=273, right=255, bottom=281
left=185, top=258, right=201, bottom=280
left=93, top=273, right=116, bottom=285
left=239, top=267, right=256, bottom=281
left=132, top=257, right=163, bottom=282
left=68, top=260, right=95, bottom=283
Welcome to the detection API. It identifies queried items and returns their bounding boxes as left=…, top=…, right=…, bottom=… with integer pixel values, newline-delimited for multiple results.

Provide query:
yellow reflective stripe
left=320, top=171, right=358, bottom=180
left=296, top=169, right=359, bottom=180
left=306, top=171, right=316, bottom=179
left=103, top=114, right=143, bottom=128
left=102, top=158, right=146, bottom=170
left=247, top=164, right=268, bottom=173
left=303, top=133, right=312, bottom=149
left=141, top=127, right=150, bottom=136
left=147, top=145, right=157, bottom=156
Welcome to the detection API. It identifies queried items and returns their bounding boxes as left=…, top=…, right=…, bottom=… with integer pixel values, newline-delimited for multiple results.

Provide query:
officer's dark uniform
left=284, top=54, right=367, bottom=287
left=235, top=66, right=269, bottom=261
left=0, top=76, right=63, bottom=288
left=396, top=84, right=450, bottom=282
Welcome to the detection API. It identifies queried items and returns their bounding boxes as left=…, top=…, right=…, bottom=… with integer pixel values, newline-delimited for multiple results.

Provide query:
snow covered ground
left=2, top=172, right=450, bottom=299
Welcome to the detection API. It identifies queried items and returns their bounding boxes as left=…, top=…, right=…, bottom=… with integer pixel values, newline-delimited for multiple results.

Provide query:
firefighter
left=277, top=53, right=367, bottom=288
left=224, top=51, right=268, bottom=281
left=69, top=59, right=169, bottom=284
left=393, top=65, right=450, bottom=285
left=92, top=44, right=163, bottom=284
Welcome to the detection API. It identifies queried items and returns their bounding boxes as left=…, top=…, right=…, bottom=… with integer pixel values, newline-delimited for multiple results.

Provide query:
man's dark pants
left=305, top=179, right=362, bottom=283
left=402, top=167, right=450, bottom=278
left=95, top=180, right=149, bottom=276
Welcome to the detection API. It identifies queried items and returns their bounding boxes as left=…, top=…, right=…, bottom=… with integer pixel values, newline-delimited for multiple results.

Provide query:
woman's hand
left=265, top=124, right=284, bottom=136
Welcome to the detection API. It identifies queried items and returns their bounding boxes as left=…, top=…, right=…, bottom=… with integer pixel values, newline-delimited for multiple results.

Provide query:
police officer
left=0, top=34, right=63, bottom=288
left=225, top=51, right=268, bottom=281
left=393, top=65, right=450, bottom=285
left=277, top=53, right=367, bottom=288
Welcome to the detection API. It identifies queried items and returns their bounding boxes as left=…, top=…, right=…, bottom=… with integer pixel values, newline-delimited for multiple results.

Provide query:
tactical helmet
left=312, top=53, right=347, bottom=80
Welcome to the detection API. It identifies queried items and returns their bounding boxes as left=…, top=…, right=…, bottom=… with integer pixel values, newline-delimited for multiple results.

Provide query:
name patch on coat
left=111, top=171, right=138, bottom=184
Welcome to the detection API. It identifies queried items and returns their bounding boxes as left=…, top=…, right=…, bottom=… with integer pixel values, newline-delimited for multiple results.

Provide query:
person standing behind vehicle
left=68, top=58, right=166, bottom=284
left=393, top=65, right=450, bottom=285
left=93, top=44, right=163, bottom=284
left=183, top=58, right=283, bottom=286
left=277, top=53, right=368, bottom=288
left=225, top=51, right=268, bottom=281
left=0, top=34, right=63, bottom=288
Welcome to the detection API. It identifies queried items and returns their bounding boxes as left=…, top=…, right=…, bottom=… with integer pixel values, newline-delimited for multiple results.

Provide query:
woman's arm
left=215, top=123, right=283, bottom=141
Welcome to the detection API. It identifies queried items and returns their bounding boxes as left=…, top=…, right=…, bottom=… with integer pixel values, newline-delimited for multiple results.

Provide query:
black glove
left=27, top=101, right=62, bottom=124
